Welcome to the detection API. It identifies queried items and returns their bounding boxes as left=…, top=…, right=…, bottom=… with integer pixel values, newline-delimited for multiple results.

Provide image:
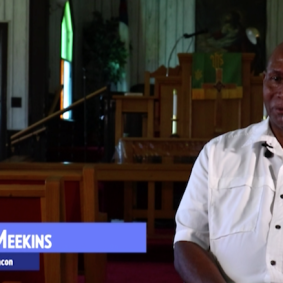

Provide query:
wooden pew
left=89, top=163, right=192, bottom=237
left=0, top=163, right=107, bottom=283
left=0, top=162, right=192, bottom=278
left=0, top=162, right=192, bottom=238
left=0, top=176, right=62, bottom=283
left=82, top=166, right=107, bottom=283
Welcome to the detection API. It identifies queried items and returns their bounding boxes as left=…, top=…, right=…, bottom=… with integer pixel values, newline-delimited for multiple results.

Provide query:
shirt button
left=281, top=194, right=283, bottom=199
left=271, top=260, right=276, bottom=266
left=276, top=225, right=281, bottom=229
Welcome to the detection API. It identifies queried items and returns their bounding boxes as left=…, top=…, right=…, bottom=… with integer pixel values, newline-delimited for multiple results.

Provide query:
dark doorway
left=0, top=23, right=8, bottom=161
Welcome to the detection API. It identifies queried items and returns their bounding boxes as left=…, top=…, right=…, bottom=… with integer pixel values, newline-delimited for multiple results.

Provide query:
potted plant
left=83, top=11, right=128, bottom=91
left=80, top=11, right=129, bottom=150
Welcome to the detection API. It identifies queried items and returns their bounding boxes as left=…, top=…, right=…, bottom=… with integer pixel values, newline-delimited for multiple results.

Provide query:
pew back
left=0, top=163, right=106, bottom=283
left=90, top=163, right=192, bottom=237
left=0, top=176, right=62, bottom=283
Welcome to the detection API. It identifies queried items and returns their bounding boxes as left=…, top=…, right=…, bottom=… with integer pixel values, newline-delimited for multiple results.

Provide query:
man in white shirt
left=174, top=42, right=283, bottom=283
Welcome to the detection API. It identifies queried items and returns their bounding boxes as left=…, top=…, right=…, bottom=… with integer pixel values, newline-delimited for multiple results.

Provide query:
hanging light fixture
left=246, top=27, right=260, bottom=45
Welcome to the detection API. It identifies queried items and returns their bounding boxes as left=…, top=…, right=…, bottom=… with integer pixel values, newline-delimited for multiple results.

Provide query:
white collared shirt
left=174, top=118, right=283, bottom=283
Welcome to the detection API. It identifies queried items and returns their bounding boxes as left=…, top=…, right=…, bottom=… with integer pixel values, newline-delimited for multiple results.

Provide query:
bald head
left=266, top=42, right=283, bottom=71
left=263, top=42, right=283, bottom=142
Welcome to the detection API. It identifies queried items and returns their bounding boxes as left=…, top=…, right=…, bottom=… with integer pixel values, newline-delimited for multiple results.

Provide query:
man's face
left=263, top=48, right=283, bottom=133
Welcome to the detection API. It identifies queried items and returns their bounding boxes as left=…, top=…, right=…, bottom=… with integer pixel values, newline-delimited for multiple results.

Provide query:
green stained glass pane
left=61, top=1, right=73, bottom=62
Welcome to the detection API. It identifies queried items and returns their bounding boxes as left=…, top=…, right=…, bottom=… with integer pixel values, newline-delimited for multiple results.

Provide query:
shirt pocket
left=209, top=177, right=266, bottom=240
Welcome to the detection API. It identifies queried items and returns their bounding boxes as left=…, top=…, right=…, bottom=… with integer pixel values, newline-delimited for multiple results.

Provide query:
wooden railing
left=7, top=86, right=107, bottom=162
left=11, top=86, right=107, bottom=142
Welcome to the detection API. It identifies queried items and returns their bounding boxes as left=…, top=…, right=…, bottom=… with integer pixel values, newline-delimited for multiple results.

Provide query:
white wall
left=92, top=0, right=195, bottom=87
left=48, top=0, right=196, bottom=97
left=0, top=0, right=29, bottom=130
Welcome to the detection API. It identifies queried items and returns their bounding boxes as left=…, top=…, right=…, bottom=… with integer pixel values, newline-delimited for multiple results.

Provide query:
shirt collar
left=241, top=117, right=283, bottom=156
left=241, top=117, right=271, bottom=148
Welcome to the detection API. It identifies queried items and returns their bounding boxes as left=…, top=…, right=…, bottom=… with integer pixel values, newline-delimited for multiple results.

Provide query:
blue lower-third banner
left=0, top=253, right=39, bottom=270
left=0, top=223, right=146, bottom=253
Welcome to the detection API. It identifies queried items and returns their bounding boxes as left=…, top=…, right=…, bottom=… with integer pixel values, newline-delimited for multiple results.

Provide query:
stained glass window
left=60, top=1, right=73, bottom=119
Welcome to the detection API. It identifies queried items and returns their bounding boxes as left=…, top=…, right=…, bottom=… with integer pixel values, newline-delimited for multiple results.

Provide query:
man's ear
left=262, top=71, right=266, bottom=81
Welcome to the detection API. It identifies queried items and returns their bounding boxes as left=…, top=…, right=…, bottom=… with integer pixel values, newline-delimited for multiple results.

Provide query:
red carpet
left=78, top=262, right=182, bottom=283
left=105, top=262, right=182, bottom=283
left=77, top=232, right=180, bottom=282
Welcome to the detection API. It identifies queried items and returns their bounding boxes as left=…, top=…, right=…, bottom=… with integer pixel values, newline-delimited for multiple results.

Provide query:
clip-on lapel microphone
left=262, top=141, right=274, bottom=158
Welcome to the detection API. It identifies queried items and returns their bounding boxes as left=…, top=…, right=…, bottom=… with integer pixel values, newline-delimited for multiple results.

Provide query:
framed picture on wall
left=195, top=0, right=266, bottom=74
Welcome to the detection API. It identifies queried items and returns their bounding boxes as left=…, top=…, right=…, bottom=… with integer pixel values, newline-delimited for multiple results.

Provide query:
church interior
left=0, top=0, right=280, bottom=282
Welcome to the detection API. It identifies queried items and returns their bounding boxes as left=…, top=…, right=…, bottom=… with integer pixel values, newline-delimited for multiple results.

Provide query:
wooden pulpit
left=153, top=53, right=263, bottom=139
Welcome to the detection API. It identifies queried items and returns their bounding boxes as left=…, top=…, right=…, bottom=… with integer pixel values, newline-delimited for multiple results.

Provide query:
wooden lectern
left=152, top=53, right=263, bottom=139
